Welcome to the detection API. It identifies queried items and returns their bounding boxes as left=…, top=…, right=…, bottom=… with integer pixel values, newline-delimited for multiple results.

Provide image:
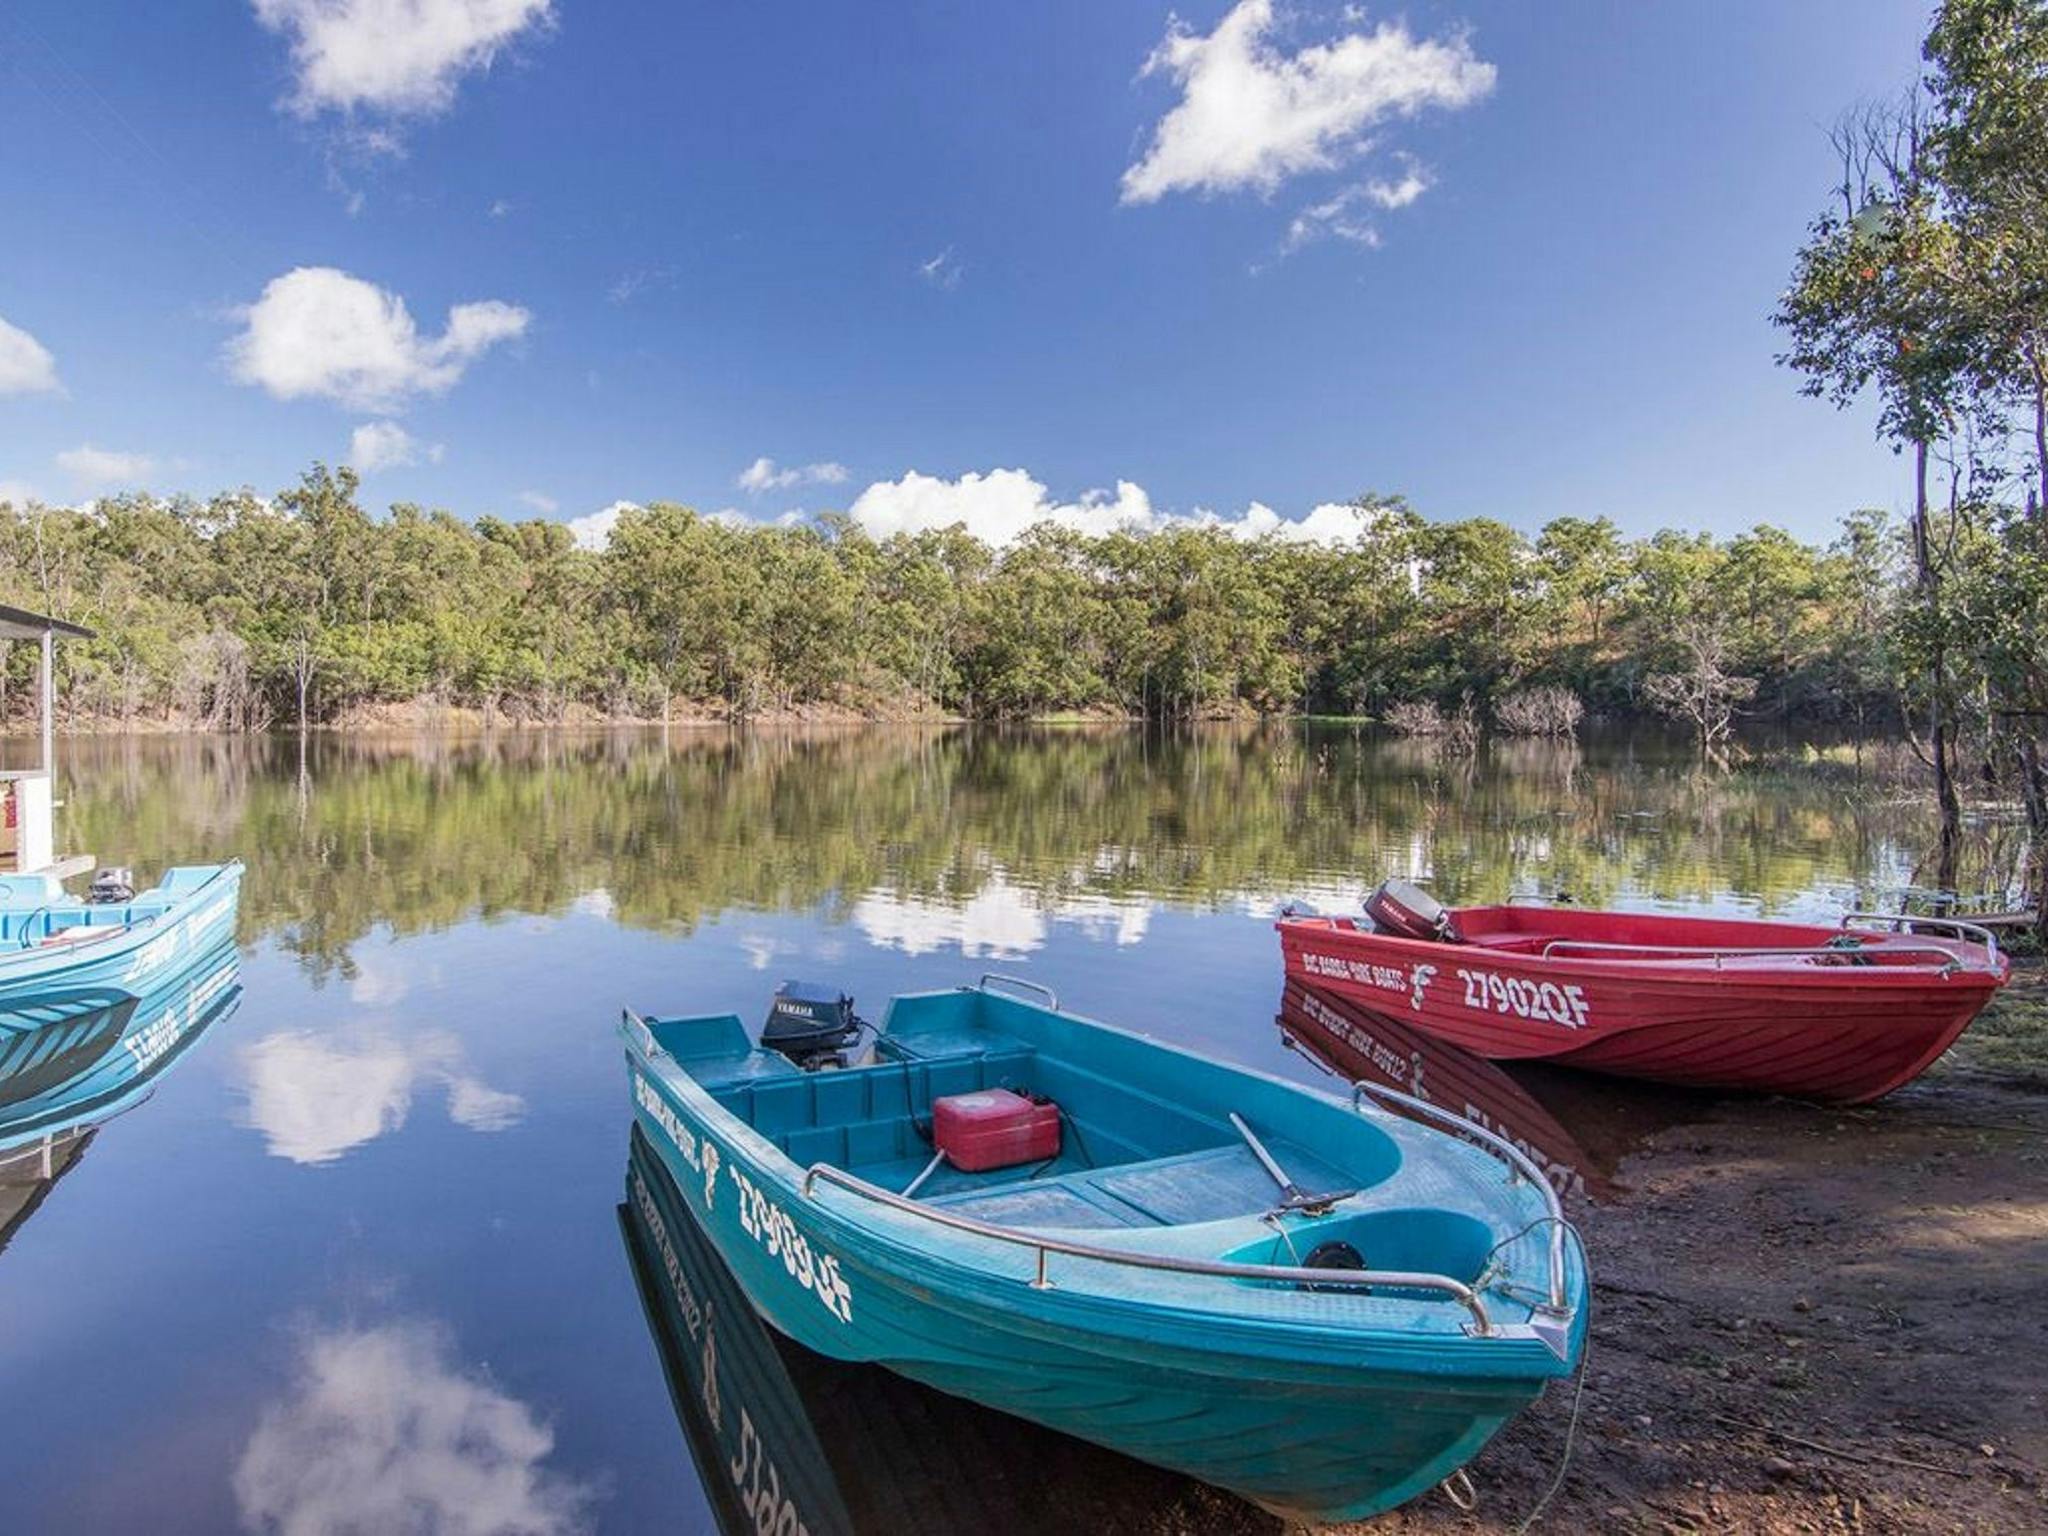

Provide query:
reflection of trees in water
left=48, top=726, right=2024, bottom=981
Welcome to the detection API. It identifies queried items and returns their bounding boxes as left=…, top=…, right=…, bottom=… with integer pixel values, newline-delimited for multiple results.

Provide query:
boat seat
left=929, top=1141, right=1355, bottom=1232
left=1089, top=1142, right=1351, bottom=1226
left=930, top=1179, right=1152, bottom=1231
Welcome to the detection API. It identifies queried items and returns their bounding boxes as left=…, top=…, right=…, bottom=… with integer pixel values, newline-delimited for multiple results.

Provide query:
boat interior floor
left=701, top=1028, right=1359, bottom=1233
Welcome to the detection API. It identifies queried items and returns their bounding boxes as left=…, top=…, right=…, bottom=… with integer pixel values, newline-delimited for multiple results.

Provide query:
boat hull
left=626, top=1052, right=1565, bottom=1524
left=0, top=864, right=245, bottom=1151
left=1278, top=908, right=2007, bottom=1102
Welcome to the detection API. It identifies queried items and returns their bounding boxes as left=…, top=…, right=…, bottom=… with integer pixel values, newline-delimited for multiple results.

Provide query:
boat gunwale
left=1278, top=911, right=2007, bottom=988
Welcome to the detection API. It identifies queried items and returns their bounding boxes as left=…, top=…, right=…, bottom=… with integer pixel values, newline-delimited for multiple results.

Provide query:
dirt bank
left=1302, top=967, right=2048, bottom=1534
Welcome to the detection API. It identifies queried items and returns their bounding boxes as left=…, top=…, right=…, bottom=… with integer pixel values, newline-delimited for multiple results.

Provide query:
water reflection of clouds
left=237, top=1031, right=526, bottom=1165
left=853, top=871, right=1151, bottom=958
left=233, top=1319, right=593, bottom=1536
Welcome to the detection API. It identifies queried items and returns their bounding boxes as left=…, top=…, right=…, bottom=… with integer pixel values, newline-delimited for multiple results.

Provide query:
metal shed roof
left=0, top=604, right=93, bottom=641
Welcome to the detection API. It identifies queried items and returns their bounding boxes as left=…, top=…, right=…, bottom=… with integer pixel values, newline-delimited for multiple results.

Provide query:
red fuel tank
left=932, top=1089, right=1061, bottom=1172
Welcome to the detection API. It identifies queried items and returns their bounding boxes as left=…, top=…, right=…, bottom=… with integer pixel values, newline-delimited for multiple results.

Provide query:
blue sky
left=0, top=2, right=1932, bottom=546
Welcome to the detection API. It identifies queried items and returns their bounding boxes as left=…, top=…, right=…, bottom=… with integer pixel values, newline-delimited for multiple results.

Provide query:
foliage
left=0, top=471, right=1942, bottom=731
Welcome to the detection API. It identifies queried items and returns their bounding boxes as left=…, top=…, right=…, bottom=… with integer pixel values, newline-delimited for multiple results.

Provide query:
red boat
left=1277, top=882, right=2010, bottom=1103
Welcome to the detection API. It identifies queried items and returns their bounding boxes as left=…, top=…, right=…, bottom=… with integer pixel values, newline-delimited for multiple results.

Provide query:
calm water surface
left=0, top=727, right=1972, bottom=1533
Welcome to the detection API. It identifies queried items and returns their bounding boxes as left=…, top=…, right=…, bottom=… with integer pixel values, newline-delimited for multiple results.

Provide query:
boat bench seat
left=931, top=1141, right=1351, bottom=1232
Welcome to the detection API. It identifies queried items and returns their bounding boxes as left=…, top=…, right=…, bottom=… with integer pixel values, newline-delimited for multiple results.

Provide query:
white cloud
left=253, top=0, right=555, bottom=118
left=488, top=197, right=514, bottom=218
left=566, top=500, right=638, bottom=553
left=1283, top=184, right=1382, bottom=252
left=233, top=1320, right=592, bottom=1536
left=847, top=467, right=1375, bottom=548
left=0, top=480, right=41, bottom=508
left=917, top=246, right=964, bottom=289
left=56, top=445, right=155, bottom=488
left=849, top=469, right=1156, bottom=546
left=736, top=457, right=849, bottom=495
left=0, top=314, right=61, bottom=396
left=348, top=419, right=440, bottom=473
left=228, top=267, right=529, bottom=412
left=605, top=265, right=676, bottom=305
left=236, top=1029, right=526, bottom=1165
left=1120, top=0, right=1494, bottom=204
left=516, top=489, right=558, bottom=514
left=1365, top=163, right=1431, bottom=208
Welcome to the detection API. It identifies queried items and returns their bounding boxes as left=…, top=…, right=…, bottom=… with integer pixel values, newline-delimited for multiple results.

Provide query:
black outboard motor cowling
left=87, top=867, right=136, bottom=904
left=762, top=980, right=865, bottom=1069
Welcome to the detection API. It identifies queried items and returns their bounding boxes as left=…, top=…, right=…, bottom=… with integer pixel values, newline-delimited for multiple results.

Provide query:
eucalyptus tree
left=1774, top=95, right=1983, bottom=878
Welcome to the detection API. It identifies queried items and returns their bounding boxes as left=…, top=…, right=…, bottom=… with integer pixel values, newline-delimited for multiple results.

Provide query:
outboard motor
left=761, top=980, right=866, bottom=1070
left=1363, top=878, right=1460, bottom=943
left=86, top=867, right=136, bottom=905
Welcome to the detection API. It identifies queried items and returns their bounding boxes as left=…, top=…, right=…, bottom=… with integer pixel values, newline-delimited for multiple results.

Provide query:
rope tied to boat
left=1510, top=1222, right=1594, bottom=1535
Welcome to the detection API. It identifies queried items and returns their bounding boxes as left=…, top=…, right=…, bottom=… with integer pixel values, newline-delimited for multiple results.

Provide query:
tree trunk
left=1915, top=439, right=1962, bottom=894
left=2028, top=336, right=2048, bottom=518
left=2020, top=734, right=2048, bottom=946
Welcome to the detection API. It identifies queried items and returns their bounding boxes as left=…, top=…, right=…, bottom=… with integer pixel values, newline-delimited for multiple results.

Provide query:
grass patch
left=1950, top=957, right=2048, bottom=1085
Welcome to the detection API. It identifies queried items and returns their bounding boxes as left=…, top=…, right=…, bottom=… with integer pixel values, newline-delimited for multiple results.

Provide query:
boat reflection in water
left=1278, top=980, right=1718, bottom=1201
left=0, top=934, right=242, bottom=1156
left=619, top=1124, right=1255, bottom=1536
left=0, top=937, right=243, bottom=1249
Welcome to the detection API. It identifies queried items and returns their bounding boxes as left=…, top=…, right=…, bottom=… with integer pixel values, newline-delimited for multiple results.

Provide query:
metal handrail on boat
left=975, top=973, right=1059, bottom=1010
left=1535, top=938, right=1982, bottom=973
left=1346, top=1079, right=1572, bottom=1320
left=798, top=1161, right=1498, bottom=1336
left=1839, top=910, right=2002, bottom=967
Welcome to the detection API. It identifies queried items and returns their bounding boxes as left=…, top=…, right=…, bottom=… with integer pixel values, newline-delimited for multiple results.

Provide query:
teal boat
left=621, top=976, right=1588, bottom=1524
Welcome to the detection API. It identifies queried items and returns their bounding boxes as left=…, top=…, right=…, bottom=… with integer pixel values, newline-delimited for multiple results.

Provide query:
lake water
left=0, top=726, right=1981, bottom=1533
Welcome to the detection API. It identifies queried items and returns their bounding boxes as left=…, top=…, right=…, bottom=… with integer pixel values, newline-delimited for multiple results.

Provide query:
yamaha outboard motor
left=1363, top=878, right=1461, bottom=943
left=761, top=980, right=866, bottom=1070
left=86, top=867, right=136, bottom=905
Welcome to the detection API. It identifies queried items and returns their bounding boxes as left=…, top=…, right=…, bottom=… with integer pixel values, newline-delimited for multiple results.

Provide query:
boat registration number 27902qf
left=1294, top=948, right=1593, bottom=1030
left=1454, top=967, right=1591, bottom=1031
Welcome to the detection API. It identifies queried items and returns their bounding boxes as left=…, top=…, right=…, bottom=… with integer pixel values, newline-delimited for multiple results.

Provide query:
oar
left=1229, top=1112, right=1356, bottom=1214
left=1231, top=1111, right=1306, bottom=1202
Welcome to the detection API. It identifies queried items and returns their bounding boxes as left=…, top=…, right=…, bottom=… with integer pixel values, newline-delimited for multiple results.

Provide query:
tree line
left=0, top=466, right=1969, bottom=735
left=1774, top=0, right=2048, bottom=907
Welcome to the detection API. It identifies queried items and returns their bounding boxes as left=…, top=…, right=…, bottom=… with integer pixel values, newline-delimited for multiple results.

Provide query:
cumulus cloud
left=1120, top=0, right=1494, bottom=204
left=516, top=489, right=558, bottom=514
left=228, top=267, right=529, bottom=412
left=566, top=499, right=638, bottom=553
left=253, top=0, right=555, bottom=118
left=736, top=457, right=849, bottom=495
left=0, top=480, right=41, bottom=508
left=0, top=314, right=61, bottom=396
left=56, top=445, right=155, bottom=488
left=233, top=1319, right=592, bottom=1536
left=349, top=419, right=442, bottom=473
left=849, top=469, right=1154, bottom=546
left=236, top=1029, right=526, bottom=1165
left=847, top=467, right=1374, bottom=548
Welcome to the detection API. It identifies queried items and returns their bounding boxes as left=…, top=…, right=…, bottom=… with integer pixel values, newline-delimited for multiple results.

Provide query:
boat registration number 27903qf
left=1279, top=881, right=2010, bottom=1102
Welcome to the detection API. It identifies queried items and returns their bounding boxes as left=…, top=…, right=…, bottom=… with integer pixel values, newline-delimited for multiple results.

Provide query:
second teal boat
left=621, top=976, right=1588, bottom=1524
